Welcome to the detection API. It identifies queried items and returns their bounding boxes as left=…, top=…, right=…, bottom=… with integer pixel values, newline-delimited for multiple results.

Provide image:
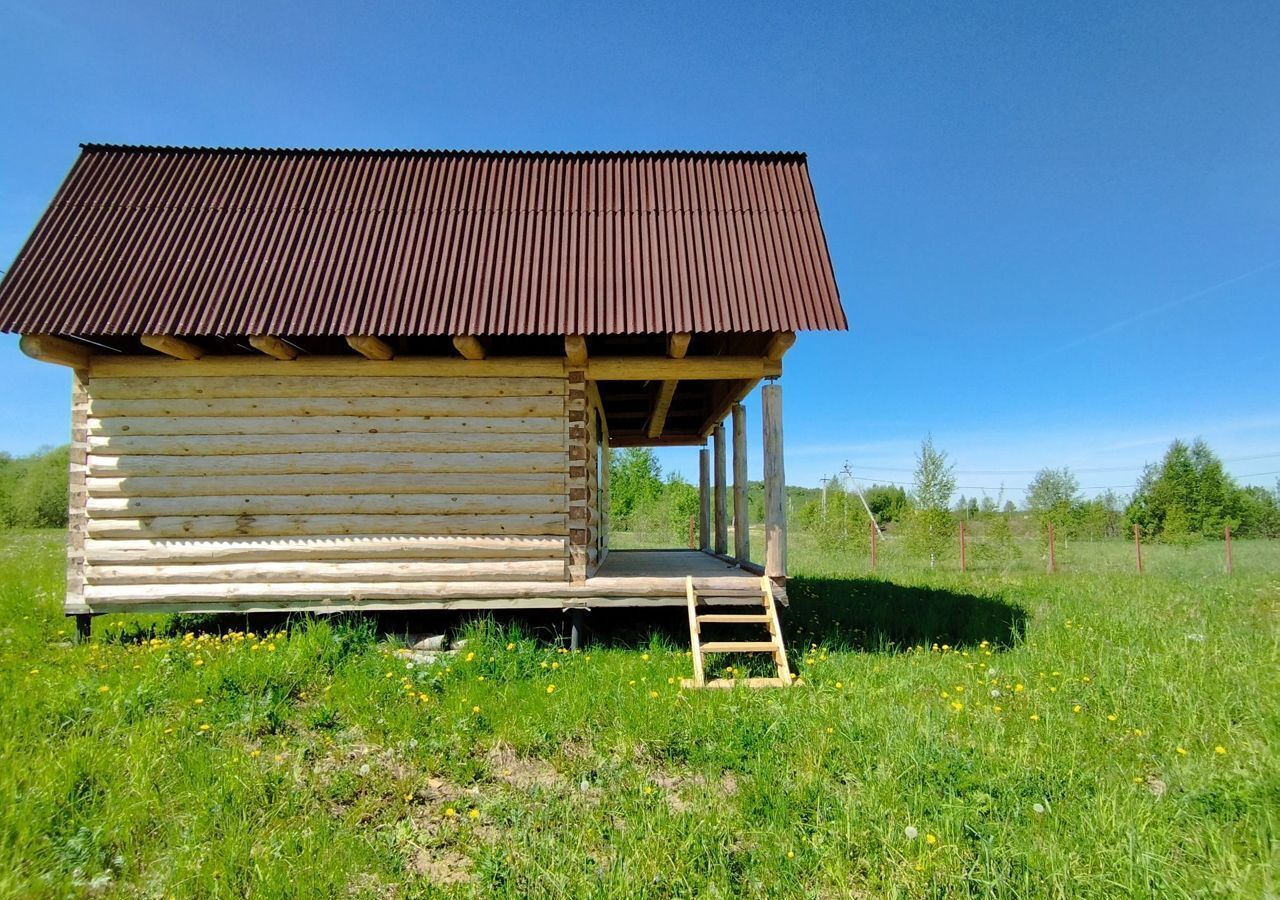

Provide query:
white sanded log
left=451, top=335, right=486, bottom=360
left=713, top=423, right=728, bottom=556
left=87, top=395, right=563, bottom=419
left=698, top=448, right=711, bottom=551
left=85, top=535, right=567, bottom=565
left=141, top=335, right=205, bottom=360
left=87, top=558, right=564, bottom=585
left=20, top=335, right=92, bottom=368
left=87, top=493, right=566, bottom=519
left=89, top=355, right=567, bottom=378
left=87, top=415, right=565, bottom=436
left=87, top=431, right=566, bottom=456
left=87, top=472, right=563, bottom=498
left=87, top=450, right=568, bottom=477
left=247, top=335, right=299, bottom=360
left=564, top=335, right=588, bottom=366
left=86, top=513, right=568, bottom=539
left=345, top=335, right=395, bottom=360
left=762, top=383, right=786, bottom=579
left=88, top=375, right=565, bottom=400
left=732, top=403, right=750, bottom=562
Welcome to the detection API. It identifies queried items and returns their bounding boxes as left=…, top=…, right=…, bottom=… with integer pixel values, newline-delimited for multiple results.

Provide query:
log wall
left=79, top=359, right=570, bottom=610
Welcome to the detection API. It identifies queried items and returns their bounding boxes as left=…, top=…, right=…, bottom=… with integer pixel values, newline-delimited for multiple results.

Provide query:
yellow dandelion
left=465, top=652, right=475, bottom=662
left=1014, top=684, right=1024, bottom=693
left=1072, top=705, right=1082, bottom=714
left=444, top=807, right=457, bottom=818
left=950, top=701, right=964, bottom=711
left=551, top=661, right=559, bottom=670
left=641, top=653, right=650, bottom=661
left=786, top=850, right=795, bottom=859
left=472, top=705, right=481, bottom=714
left=835, top=681, right=843, bottom=689
left=1107, top=714, right=1117, bottom=722
left=629, top=679, right=637, bottom=686
left=193, top=698, right=204, bottom=705
left=506, top=642, right=516, bottom=651
left=825, top=726, right=834, bottom=734
left=1030, top=714, right=1040, bottom=721
left=249, top=749, right=261, bottom=758
left=273, top=754, right=285, bottom=762
left=194, top=658, right=204, bottom=666
left=469, top=809, right=480, bottom=820
left=1176, top=747, right=1188, bottom=756
left=98, top=685, right=110, bottom=693
left=925, top=834, right=938, bottom=845
left=667, top=677, right=675, bottom=685
left=28, top=668, right=38, bottom=676
left=1214, top=746, right=1226, bottom=755
left=643, top=786, right=654, bottom=795
left=1133, top=728, right=1143, bottom=737
left=546, top=684, right=556, bottom=694
left=993, top=705, right=1003, bottom=712
left=266, top=644, right=276, bottom=652
left=198, top=723, right=210, bottom=732
left=163, top=727, right=174, bottom=734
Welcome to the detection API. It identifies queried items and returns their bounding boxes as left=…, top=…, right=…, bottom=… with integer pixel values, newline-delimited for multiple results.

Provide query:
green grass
left=0, top=530, right=1277, bottom=897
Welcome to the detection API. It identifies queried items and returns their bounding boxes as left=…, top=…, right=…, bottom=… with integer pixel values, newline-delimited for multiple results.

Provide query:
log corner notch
left=345, top=335, right=395, bottom=360
left=451, top=335, right=486, bottom=360
left=764, top=331, right=796, bottom=362
left=646, top=332, right=692, bottom=439
left=19, top=334, right=92, bottom=368
left=140, top=334, right=204, bottom=360
left=248, top=335, right=298, bottom=360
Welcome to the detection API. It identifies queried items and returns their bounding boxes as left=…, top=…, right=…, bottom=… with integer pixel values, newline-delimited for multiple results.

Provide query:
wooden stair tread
left=699, top=641, right=779, bottom=653
left=697, top=613, right=771, bottom=623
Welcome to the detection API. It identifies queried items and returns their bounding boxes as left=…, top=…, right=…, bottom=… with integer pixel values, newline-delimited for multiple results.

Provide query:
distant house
left=0, top=145, right=845, bottom=632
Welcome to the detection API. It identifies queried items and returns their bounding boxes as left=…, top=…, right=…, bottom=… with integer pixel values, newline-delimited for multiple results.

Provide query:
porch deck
left=581, top=549, right=770, bottom=607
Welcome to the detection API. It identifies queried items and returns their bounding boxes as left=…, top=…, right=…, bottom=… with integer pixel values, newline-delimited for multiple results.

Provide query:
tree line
left=0, top=445, right=69, bottom=529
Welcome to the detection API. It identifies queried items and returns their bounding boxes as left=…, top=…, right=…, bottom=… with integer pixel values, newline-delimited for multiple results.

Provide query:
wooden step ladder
left=683, top=575, right=795, bottom=689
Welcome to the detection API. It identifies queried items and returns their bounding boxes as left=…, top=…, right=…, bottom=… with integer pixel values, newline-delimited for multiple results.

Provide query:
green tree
left=608, top=448, right=664, bottom=528
left=905, top=435, right=956, bottom=566
left=1025, top=467, right=1081, bottom=532
left=1126, top=439, right=1259, bottom=538
left=864, top=484, right=909, bottom=524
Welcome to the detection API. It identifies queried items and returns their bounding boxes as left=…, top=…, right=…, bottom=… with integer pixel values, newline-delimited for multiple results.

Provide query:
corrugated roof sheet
left=0, top=145, right=846, bottom=337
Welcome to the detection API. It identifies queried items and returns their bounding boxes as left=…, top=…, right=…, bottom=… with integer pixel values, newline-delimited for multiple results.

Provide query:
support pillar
left=713, top=423, right=728, bottom=556
left=762, top=383, right=786, bottom=581
left=732, top=403, right=749, bottom=563
left=698, top=448, right=711, bottom=551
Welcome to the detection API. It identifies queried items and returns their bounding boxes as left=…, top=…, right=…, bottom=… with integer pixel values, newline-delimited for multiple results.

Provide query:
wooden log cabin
left=0, top=145, right=845, bottom=635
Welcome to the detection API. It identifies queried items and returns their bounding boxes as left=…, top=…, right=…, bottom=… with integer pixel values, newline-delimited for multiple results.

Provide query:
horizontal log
left=86, top=513, right=568, bottom=539
left=87, top=493, right=567, bottom=519
left=584, top=357, right=781, bottom=381
left=88, top=375, right=566, bottom=400
left=87, top=395, right=564, bottom=419
left=87, top=472, right=564, bottom=498
left=76, top=593, right=779, bottom=614
left=87, top=450, right=568, bottom=477
left=89, top=356, right=567, bottom=379
left=83, top=574, right=758, bottom=604
left=85, top=535, right=568, bottom=565
left=87, top=558, right=565, bottom=585
left=88, top=415, right=565, bottom=437
left=87, top=431, right=566, bottom=456
left=20, top=335, right=92, bottom=368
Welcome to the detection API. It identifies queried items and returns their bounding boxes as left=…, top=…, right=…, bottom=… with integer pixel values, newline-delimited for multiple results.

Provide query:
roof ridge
left=78, top=144, right=808, bottom=162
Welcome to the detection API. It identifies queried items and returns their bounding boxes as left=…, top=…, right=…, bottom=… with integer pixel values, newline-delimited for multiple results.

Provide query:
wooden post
left=960, top=520, right=967, bottom=572
left=762, top=383, right=786, bottom=581
left=1225, top=524, right=1233, bottom=575
left=732, top=403, right=749, bottom=563
left=713, top=423, right=728, bottom=556
left=698, top=448, right=711, bottom=551
left=688, top=515, right=697, bottom=550
left=1133, top=523, right=1143, bottom=574
left=1047, top=522, right=1056, bottom=573
left=869, top=519, right=878, bottom=572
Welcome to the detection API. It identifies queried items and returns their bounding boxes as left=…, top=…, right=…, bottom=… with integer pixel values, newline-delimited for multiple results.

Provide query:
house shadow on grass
left=98, top=576, right=1026, bottom=656
left=781, top=576, right=1027, bottom=652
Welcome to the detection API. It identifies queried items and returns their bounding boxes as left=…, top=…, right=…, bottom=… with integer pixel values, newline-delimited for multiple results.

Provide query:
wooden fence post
left=959, top=520, right=967, bottom=572
left=1047, top=522, right=1056, bottom=574
left=1225, top=524, right=1233, bottom=575
left=1133, top=523, right=1143, bottom=574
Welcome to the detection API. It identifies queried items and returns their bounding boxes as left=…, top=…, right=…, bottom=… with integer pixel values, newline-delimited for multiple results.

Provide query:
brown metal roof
left=0, top=145, right=846, bottom=337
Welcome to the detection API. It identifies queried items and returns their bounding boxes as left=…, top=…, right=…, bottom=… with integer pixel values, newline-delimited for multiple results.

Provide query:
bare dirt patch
left=486, top=742, right=565, bottom=792
left=410, top=848, right=474, bottom=885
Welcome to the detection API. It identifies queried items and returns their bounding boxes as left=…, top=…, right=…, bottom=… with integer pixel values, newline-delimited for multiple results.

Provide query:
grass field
left=0, top=530, right=1276, bottom=897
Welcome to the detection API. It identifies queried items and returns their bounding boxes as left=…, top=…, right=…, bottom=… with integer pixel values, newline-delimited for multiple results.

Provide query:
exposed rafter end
left=248, top=335, right=299, bottom=360
left=564, top=334, right=588, bottom=367
left=646, top=381, right=678, bottom=439
left=764, top=331, right=796, bottom=362
left=345, top=335, right=395, bottom=360
left=451, top=335, right=486, bottom=360
left=140, top=334, right=204, bottom=360
left=699, top=378, right=760, bottom=438
left=19, top=334, right=92, bottom=368
left=667, top=332, right=692, bottom=359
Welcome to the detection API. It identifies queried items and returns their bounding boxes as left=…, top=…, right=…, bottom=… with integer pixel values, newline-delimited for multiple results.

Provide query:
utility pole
left=840, top=462, right=883, bottom=537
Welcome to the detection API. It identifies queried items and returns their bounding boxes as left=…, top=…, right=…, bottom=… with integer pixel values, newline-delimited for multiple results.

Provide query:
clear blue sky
left=1, top=0, right=1277, bottom=502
